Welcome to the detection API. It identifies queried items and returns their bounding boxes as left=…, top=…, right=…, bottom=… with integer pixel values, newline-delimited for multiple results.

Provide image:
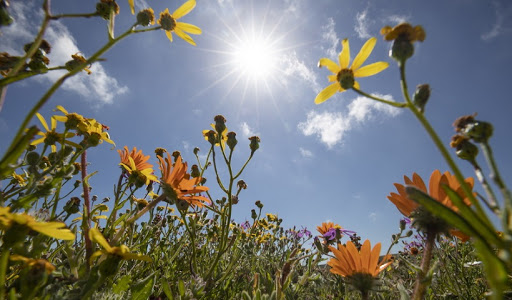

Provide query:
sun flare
left=231, top=36, right=277, bottom=79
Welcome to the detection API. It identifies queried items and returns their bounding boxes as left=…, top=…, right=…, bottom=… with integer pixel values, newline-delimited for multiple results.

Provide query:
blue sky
left=1, top=0, right=512, bottom=249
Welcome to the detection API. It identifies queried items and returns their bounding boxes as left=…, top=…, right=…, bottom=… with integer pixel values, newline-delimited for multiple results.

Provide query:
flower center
left=336, top=69, right=354, bottom=90
left=160, top=14, right=177, bottom=31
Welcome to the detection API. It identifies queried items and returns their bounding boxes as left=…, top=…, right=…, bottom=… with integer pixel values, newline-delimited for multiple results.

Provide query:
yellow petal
left=339, top=39, right=350, bottom=69
left=36, top=113, right=50, bottom=132
left=51, top=145, right=57, bottom=153
left=314, top=83, right=341, bottom=104
left=318, top=58, right=339, bottom=74
left=174, top=28, right=196, bottom=46
left=128, top=0, right=135, bottom=14
left=53, top=115, right=67, bottom=122
left=50, top=117, right=57, bottom=130
left=351, top=37, right=376, bottom=71
left=172, top=0, right=196, bottom=19
left=122, top=252, right=152, bottom=262
left=31, top=222, right=75, bottom=240
left=353, top=61, right=388, bottom=78
left=176, top=22, right=201, bottom=34
left=31, top=137, right=45, bottom=146
left=55, top=105, right=68, bottom=114
left=89, top=228, right=113, bottom=252
left=165, top=30, right=174, bottom=42
left=353, top=81, right=360, bottom=90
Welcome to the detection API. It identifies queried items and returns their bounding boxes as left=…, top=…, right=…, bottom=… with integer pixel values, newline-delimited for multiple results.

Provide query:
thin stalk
left=412, top=229, right=436, bottom=300
left=180, top=210, right=198, bottom=274
left=472, top=162, right=500, bottom=214
left=0, top=249, right=9, bottom=300
left=352, top=88, right=408, bottom=108
left=81, top=151, right=93, bottom=267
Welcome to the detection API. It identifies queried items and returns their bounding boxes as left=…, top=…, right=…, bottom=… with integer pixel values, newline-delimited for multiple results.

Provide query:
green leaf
left=473, top=239, right=508, bottom=300
left=131, top=273, right=154, bottom=300
left=112, top=274, right=131, bottom=294
left=178, top=279, right=186, bottom=297
left=442, top=185, right=503, bottom=248
left=0, top=126, right=38, bottom=179
left=160, top=277, right=174, bottom=300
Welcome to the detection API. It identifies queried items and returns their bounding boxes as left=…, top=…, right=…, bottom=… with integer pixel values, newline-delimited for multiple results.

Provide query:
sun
left=231, top=35, right=277, bottom=80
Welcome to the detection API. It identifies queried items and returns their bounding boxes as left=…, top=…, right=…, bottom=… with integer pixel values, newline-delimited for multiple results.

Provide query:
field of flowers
left=0, top=1, right=511, bottom=299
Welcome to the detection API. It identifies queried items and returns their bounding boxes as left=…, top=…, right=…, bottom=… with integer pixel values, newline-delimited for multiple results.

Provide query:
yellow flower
left=315, top=38, right=389, bottom=104
left=202, top=124, right=228, bottom=148
left=89, top=227, right=151, bottom=263
left=158, top=152, right=210, bottom=208
left=118, top=146, right=158, bottom=185
left=380, top=23, right=426, bottom=43
left=0, top=206, right=75, bottom=240
left=327, top=240, right=392, bottom=277
left=11, top=171, right=27, bottom=187
left=31, top=113, right=79, bottom=152
left=52, top=105, right=86, bottom=131
left=157, top=0, right=202, bottom=46
left=10, top=254, right=56, bottom=274
left=78, top=118, right=115, bottom=147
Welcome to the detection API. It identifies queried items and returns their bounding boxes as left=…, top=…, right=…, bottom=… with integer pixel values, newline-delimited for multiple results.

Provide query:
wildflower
left=380, top=23, right=426, bottom=43
left=328, top=240, right=392, bottom=296
left=118, top=146, right=158, bottom=185
left=158, top=152, right=210, bottom=208
left=315, top=37, right=389, bottom=104
left=248, top=136, right=260, bottom=154
left=157, top=0, right=202, bottom=46
left=317, top=222, right=342, bottom=235
left=387, top=170, right=474, bottom=239
left=10, top=254, right=55, bottom=274
left=11, top=171, right=27, bottom=187
left=89, top=227, right=151, bottom=263
left=31, top=113, right=78, bottom=152
left=65, top=53, right=92, bottom=74
left=52, top=105, right=86, bottom=131
left=202, top=124, right=228, bottom=148
left=78, top=118, right=115, bottom=147
left=0, top=206, right=75, bottom=244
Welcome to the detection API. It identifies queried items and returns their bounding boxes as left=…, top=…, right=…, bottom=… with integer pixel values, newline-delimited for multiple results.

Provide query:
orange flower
left=158, top=152, right=210, bottom=208
left=328, top=240, right=392, bottom=277
left=118, top=146, right=158, bottom=185
left=387, top=170, right=474, bottom=217
left=317, top=221, right=342, bottom=235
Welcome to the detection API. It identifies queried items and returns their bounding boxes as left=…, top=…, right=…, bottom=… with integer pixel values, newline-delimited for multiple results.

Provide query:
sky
left=1, top=0, right=512, bottom=250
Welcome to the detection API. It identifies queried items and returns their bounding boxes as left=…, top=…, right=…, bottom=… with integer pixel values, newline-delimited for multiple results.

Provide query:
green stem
left=398, top=62, right=491, bottom=228
left=352, top=88, right=407, bottom=108
left=472, top=162, right=500, bottom=214
left=50, top=12, right=99, bottom=19
left=81, top=151, right=93, bottom=268
left=180, top=210, right=198, bottom=274
left=0, top=249, right=9, bottom=300
left=0, top=67, right=67, bottom=88
left=412, top=229, right=436, bottom=300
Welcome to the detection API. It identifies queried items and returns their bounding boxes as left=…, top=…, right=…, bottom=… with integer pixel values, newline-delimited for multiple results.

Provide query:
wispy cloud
left=369, top=212, right=377, bottom=222
left=281, top=51, right=320, bottom=91
left=387, top=15, right=409, bottom=25
left=355, top=8, right=372, bottom=39
left=2, top=2, right=128, bottom=105
left=298, top=94, right=401, bottom=148
left=299, top=147, right=313, bottom=158
left=321, top=18, right=339, bottom=59
left=481, top=1, right=512, bottom=41
left=240, top=122, right=257, bottom=138
left=298, top=111, right=350, bottom=149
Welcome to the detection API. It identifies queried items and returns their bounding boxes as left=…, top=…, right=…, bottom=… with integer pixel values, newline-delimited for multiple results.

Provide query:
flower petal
left=36, top=113, right=50, bottom=132
left=176, top=22, right=201, bottom=34
left=353, top=61, right=389, bottom=78
left=55, top=105, right=68, bottom=114
left=174, top=28, right=196, bottom=46
left=172, top=0, right=196, bottom=19
left=128, top=0, right=135, bottom=14
left=318, top=58, right=339, bottom=74
left=89, top=228, right=113, bottom=253
left=165, top=30, right=173, bottom=42
left=339, top=39, right=350, bottom=69
left=314, top=83, right=341, bottom=104
left=351, top=37, right=376, bottom=70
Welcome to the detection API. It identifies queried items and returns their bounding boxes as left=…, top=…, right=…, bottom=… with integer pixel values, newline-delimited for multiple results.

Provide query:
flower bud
left=27, top=145, right=37, bottom=152
left=177, top=199, right=189, bottom=211
left=231, top=195, right=239, bottom=205
left=26, top=151, right=40, bottom=165
left=204, top=130, right=217, bottom=146
left=96, top=0, right=120, bottom=20
left=193, top=147, right=200, bottom=155
left=172, top=150, right=181, bottom=162
left=64, top=197, right=81, bottom=214
left=248, top=136, right=260, bottom=154
left=464, top=121, right=493, bottom=143
left=190, top=164, right=200, bottom=178
left=73, top=163, right=81, bottom=175
left=74, top=180, right=81, bottom=188
left=451, top=135, right=478, bottom=162
left=154, top=147, right=167, bottom=158
left=405, top=230, right=413, bottom=237
left=214, top=115, right=227, bottom=135
left=0, top=0, right=14, bottom=27
left=399, top=219, right=406, bottom=231
left=237, top=180, right=247, bottom=190
left=226, top=131, right=237, bottom=150
left=413, top=84, right=430, bottom=112
left=251, top=209, right=257, bottom=220
left=200, top=177, right=207, bottom=185
left=136, top=8, right=155, bottom=26
left=390, top=36, right=414, bottom=62
left=255, top=200, right=263, bottom=209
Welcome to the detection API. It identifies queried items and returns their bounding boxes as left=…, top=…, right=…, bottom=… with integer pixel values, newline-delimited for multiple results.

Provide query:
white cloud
left=369, top=212, right=377, bottom=222
left=298, top=111, right=350, bottom=148
left=387, top=15, right=409, bottom=25
left=281, top=51, right=320, bottom=91
left=3, top=2, right=128, bottom=105
left=321, top=18, right=339, bottom=59
left=481, top=1, right=512, bottom=41
left=355, top=8, right=372, bottom=39
left=299, top=147, right=313, bottom=158
left=182, top=141, right=190, bottom=151
left=298, top=94, right=401, bottom=148
left=240, top=122, right=257, bottom=138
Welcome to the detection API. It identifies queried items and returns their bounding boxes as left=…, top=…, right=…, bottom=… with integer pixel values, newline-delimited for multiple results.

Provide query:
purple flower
left=241, top=220, right=251, bottom=230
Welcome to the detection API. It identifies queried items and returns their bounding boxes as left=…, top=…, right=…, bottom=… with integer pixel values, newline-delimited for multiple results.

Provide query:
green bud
left=26, top=151, right=40, bottom=166
left=251, top=209, right=257, bottom=220
left=95, top=1, right=119, bottom=20
left=136, top=8, right=154, bottom=26
left=0, top=0, right=14, bottom=27
left=177, top=199, right=189, bottom=211
left=405, top=230, right=413, bottom=237
left=154, top=147, right=167, bottom=158
left=60, top=145, right=74, bottom=159
left=48, top=152, right=58, bottom=164
left=172, top=151, right=181, bottom=162
left=27, top=145, right=37, bottom=152
left=226, top=131, right=237, bottom=150
left=64, top=197, right=81, bottom=214
left=73, top=163, right=81, bottom=175
left=455, top=139, right=479, bottom=162
left=390, top=36, right=414, bottom=62
left=73, top=180, right=81, bottom=188
left=193, top=147, right=200, bottom=155
left=191, top=165, right=200, bottom=178
left=464, top=121, right=493, bottom=143
left=248, top=136, right=260, bottom=154
left=255, top=200, right=263, bottom=209
left=399, top=219, right=406, bottom=231
left=27, top=58, right=48, bottom=72
left=237, top=180, right=247, bottom=190
left=413, top=84, right=430, bottom=113
left=214, top=115, right=227, bottom=135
